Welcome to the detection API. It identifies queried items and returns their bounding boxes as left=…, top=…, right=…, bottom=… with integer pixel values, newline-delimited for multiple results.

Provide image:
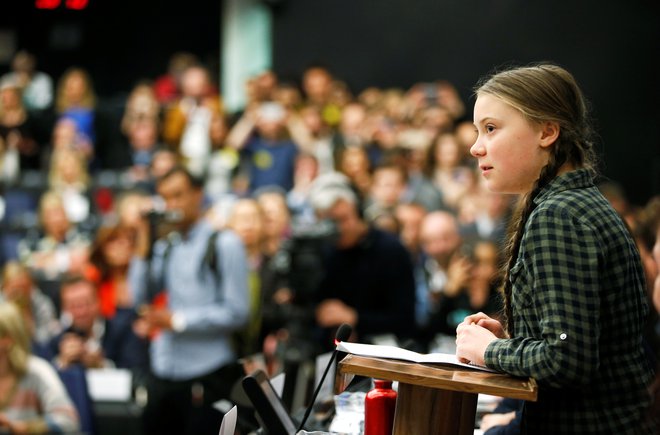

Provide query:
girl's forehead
left=473, top=94, right=522, bottom=124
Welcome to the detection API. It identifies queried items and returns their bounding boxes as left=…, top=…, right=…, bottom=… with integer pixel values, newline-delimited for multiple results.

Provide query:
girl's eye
left=485, top=124, right=495, bottom=133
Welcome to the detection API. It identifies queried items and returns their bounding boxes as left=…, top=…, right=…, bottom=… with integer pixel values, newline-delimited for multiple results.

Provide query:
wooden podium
left=338, top=355, right=537, bottom=435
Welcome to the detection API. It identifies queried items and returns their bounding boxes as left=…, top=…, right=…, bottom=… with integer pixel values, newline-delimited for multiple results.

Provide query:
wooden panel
left=339, top=354, right=537, bottom=401
left=392, top=383, right=477, bottom=435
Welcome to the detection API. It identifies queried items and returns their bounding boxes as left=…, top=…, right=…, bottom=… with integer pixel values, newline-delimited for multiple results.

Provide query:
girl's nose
left=470, top=140, right=485, bottom=157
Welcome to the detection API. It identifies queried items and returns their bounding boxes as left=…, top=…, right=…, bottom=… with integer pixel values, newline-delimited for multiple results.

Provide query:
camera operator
left=127, top=165, right=249, bottom=435
left=309, top=174, right=416, bottom=349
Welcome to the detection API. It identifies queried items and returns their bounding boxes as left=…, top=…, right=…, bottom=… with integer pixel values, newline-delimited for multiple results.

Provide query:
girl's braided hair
left=474, top=63, right=598, bottom=335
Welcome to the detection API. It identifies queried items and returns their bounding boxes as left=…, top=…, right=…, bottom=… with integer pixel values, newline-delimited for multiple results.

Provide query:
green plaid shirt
left=485, top=169, right=654, bottom=434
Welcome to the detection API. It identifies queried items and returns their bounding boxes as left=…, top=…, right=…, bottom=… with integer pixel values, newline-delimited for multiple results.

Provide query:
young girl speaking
left=455, top=64, right=654, bottom=434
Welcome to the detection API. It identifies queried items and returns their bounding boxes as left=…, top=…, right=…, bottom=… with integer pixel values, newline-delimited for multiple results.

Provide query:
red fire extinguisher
left=364, top=379, right=397, bottom=435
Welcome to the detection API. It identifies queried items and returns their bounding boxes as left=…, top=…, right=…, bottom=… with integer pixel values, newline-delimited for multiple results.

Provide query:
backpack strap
left=202, top=230, right=221, bottom=281
left=147, top=232, right=177, bottom=302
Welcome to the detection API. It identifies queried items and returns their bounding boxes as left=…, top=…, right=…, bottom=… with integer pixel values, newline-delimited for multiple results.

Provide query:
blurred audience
left=0, top=77, right=41, bottom=172
left=153, top=52, right=200, bottom=107
left=0, top=50, right=53, bottom=112
left=162, top=64, right=223, bottom=177
left=0, top=49, right=657, bottom=434
left=0, top=262, right=60, bottom=357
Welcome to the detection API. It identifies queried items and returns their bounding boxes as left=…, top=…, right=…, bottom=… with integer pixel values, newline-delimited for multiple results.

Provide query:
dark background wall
left=2, top=0, right=658, bottom=205
left=271, top=0, right=660, bottom=206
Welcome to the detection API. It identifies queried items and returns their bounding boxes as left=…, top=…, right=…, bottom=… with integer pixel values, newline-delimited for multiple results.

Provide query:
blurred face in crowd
left=117, top=193, right=150, bottom=229
left=303, top=67, right=332, bottom=104
left=420, top=211, right=461, bottom=265
left=471, top=241, right=499, bottom=285
left=326, top=198, right=367, bottom=249
left=129, top=119, right=158, bottom=151
left=52, top=118, right=79, bottom=149
left=255, top=102, right=286, bottom=140
left=0, top=85, right=22, bottom=111
left=1, top=270, right=32, bottom=308
left=63, top=70, right=88, bottom=105
left=299, top=106, right=324, bottom=135
left=157, top=171, right=203, bottom=231
left=41, top=199, right=70, bottom=241
left=53, top=148, right=85, bottom=184
left=101, top=229, right=135, bottom=268
left=422, top=106, right=452, bottom=133
left=455, top=120, right=478, bottom=159
left=180, top=66, right=211, bottom=101
left=434, top=134, right=462, bottom=169
left=228, top=199, right=264, bottom=251
left=274, top=85, right=302, bottom=110
left=293, top=154, right=319, bottom=186
left=257, top=192, right=290, bottom=240
left=151, top=150, right=178, bottom=180
left=339, top=148, right=370, bottom=178
left=61, top=280, right=99, bottom=333
left=370, top=167, right=406, bottom=208
left=395, top=203, right=426, bottom=253
left=340, top=103, right=367, bottom=137
left=256, top=70, right=277, bottom=101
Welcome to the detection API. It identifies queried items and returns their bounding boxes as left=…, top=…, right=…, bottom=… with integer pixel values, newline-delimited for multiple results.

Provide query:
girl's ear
left=539, top=121, right=560, bottom=148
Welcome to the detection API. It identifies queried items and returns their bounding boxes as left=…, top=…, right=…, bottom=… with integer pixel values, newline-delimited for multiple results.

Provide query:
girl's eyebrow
left=474, top=116, right=495, bottom=126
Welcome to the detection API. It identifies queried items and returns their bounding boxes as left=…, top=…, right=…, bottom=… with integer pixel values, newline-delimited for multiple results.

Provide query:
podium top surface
left=339, top=354, right=537, bottom=401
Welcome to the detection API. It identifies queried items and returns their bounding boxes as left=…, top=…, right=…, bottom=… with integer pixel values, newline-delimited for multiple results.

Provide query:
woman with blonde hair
left=54, top=67, right=97, bottom=159
left=0, top=261, right=60, bottom=350
left=0, top=302, right=79, bottom=433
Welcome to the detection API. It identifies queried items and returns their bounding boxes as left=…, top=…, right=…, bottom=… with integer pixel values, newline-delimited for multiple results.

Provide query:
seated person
left=86, top=223, right=138, bottom=319
left=431, top=239, right=503, bottom=336
left=309, top=173, right=416, bottom=349
left=0, top=301, right=80, bottom=434
left=0, top=261, right=60, bottom=358
left=17, top=190, right=91, bottom=282
left=50, top=275, right=148, bottom=372
left=363, top=164, right=407, bottom=223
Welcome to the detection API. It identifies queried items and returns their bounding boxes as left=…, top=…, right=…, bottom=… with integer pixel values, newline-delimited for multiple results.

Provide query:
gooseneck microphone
left=297, top=323, right=353, bottom=432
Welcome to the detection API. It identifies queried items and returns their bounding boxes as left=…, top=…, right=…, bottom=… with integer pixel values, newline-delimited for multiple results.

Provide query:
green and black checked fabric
left=484, top=169, right=654, bottom=434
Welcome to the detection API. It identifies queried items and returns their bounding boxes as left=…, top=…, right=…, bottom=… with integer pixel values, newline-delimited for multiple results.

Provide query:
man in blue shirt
left=128, top=166, right=249, bottom=435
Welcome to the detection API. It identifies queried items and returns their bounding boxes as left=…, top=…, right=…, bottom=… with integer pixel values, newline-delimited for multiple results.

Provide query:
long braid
left=476, top=63, right=598, bottom=336
left=500, top=146, right=569, bottom=335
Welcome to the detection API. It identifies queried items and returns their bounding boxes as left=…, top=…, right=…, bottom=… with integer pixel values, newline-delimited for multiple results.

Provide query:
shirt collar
left=533, top=168, right=595, bottom=205
left=168, top=219, right=209, bottom=244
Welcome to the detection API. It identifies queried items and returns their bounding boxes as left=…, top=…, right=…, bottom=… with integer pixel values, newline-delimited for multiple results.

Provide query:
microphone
left=297, top=323, right=353, bottom=432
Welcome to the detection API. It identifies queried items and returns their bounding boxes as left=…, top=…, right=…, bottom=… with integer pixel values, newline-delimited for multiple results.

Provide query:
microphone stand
left=296, top=349, right=339, bottom=433
left=297, top=324, right=352, bottom=432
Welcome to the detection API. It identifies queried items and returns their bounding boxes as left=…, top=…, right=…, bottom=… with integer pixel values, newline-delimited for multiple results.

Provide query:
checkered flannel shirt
left=484, top=169, right=654, bottom=434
